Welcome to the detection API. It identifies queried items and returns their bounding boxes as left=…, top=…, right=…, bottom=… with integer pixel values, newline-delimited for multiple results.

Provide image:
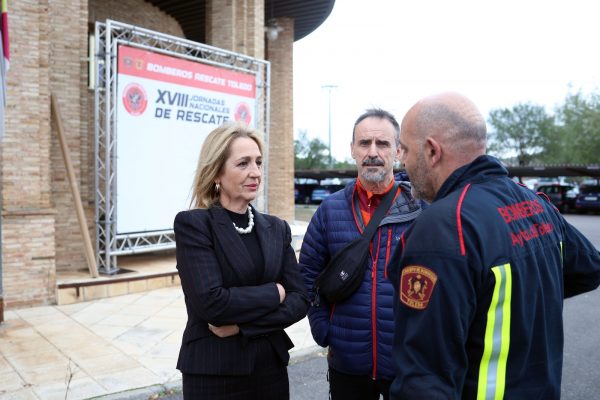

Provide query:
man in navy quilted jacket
left=388, top=92, right=600, bottom=399
left=299, top=108, right=422, bottom=399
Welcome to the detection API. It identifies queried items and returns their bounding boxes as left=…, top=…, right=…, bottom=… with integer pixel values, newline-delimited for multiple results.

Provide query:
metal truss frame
left=94, top=20, right=270, bottom=274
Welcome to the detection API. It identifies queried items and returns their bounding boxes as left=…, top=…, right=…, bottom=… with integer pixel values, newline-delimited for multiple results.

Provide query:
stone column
left=206, top=0, right=265, bottom=59
left=206, top=1, right=295, bottom=222
left=265, top=17, right=294, bottom=222
left=1, top=0, right=57, bottom=307
left=49, top=0, right=90, bottom=274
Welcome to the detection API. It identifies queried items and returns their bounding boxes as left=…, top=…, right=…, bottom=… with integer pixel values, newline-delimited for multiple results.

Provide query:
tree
left=553, top=91, right=600, bottom=164
left=294, top=130, right=330, bottom=169
left=332, top=158, right=356, bottom=169
left=487, top=103, right=555, bottom=166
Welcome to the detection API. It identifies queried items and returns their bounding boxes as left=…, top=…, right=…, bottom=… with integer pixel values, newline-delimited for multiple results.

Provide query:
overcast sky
left=293, top=0, right=600, bottom=161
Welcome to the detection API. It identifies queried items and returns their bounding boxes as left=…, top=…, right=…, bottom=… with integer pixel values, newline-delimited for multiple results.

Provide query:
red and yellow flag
left=0, top=0, right=8, bottom=139
left=0, top=0, right=10, bottom=70
left=1, top=0, right=7, bottom=68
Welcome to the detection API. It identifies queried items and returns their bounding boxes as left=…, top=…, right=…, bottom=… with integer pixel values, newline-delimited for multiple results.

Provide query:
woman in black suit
left=174, top=122, right=309, bottom=399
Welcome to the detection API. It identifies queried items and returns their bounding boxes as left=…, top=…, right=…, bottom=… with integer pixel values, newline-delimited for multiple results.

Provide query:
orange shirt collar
left=356, top=178, right=395, bottom=200
left=355, top=179, right=395, bottom=225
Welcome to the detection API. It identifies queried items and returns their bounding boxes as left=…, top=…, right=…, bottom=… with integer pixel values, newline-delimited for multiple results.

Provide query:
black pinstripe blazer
left=174, top=205, right=309, bottom=375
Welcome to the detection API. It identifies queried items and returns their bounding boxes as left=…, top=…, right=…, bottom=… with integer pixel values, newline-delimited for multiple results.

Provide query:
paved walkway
left=0, top=286, right=319, bottom=400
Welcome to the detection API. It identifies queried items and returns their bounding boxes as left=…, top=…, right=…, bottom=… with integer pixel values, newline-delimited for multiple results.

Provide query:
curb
left=89, top=347, right=324, bottom=399
left=289, top=344, right=324, bottom=363
left=88, top=379, right=182, bottom=400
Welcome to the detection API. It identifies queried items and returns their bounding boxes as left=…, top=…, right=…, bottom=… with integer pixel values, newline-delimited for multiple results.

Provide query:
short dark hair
left=352, top=108, right=400, bottom=146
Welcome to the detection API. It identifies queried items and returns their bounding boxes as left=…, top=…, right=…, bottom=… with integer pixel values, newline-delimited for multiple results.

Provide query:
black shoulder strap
left=361, top=183, right=398, bottom=241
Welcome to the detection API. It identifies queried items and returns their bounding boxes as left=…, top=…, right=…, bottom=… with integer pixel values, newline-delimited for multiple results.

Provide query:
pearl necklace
left=232, top=207, right=254, bottom=234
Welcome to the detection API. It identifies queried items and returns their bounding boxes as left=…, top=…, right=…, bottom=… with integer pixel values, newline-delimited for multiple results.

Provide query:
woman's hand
left=208, top=323, right=240, bottom=338
left=276, top=283, right=286, bottom=303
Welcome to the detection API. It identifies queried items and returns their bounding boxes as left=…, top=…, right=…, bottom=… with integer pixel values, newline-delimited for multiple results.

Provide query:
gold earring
left=215, top=183, right=220, bottom=192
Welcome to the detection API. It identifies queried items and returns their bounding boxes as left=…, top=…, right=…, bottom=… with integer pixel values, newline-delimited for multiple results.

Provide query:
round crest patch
left=234, top=102, right=252, bottom=124
left=122, top=82, right=148, bottom=116
left=399, top=265, right=438, bottom=310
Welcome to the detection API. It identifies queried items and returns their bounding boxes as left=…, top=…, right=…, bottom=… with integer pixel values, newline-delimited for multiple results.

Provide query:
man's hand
left=208, top=323, right=240, bottom=338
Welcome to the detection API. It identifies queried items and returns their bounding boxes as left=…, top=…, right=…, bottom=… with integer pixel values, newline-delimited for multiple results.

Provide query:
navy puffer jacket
left=299, top=179, right=421, bottom=380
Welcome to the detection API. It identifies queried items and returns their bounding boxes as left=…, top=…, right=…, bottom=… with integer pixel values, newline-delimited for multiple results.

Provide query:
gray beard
left=411, top=185, right=425, bottom=201
left=361, top=168, right=387, bottom=184
left=411, top=182, right=434, bottom=203
left=411, top=185, right=420, bottom=200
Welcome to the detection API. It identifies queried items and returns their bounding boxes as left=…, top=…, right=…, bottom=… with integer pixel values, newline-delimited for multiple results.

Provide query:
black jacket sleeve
left=174, top=210, right=281, bottom=325
left=561, top=219, right=600, bottom=298
left=240, top=221, right=310, bottom=337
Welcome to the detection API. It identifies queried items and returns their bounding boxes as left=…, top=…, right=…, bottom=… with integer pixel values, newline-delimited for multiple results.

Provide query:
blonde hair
left=190, top=122, right=264, bottom=209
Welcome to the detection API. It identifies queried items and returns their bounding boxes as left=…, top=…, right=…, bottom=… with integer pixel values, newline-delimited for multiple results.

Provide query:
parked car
left=537, top=184, right=578, bottom=213
left=310, top=184, right=344, bottom=204
left=575, top=185, right=600, bottom=213
left=295, top=183, right=318, bottom=204
left=523, top=177, right=574, bottom=191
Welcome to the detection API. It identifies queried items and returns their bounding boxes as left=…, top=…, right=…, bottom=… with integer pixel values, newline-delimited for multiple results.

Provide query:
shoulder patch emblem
left=400, top=265, right=438, bottom=310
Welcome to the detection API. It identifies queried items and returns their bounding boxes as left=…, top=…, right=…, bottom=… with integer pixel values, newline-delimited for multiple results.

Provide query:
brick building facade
left=0, top=0, right=333, bottom=311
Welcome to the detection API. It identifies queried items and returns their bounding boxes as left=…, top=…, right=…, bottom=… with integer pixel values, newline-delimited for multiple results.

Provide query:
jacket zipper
left=384, top=227, right=392, bottom=279
left=371, top=229, right=381, bottom=379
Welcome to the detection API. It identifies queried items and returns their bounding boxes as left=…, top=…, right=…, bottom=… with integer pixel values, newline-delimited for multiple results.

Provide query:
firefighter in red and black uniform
left=388, top=92, right=600, bottom=400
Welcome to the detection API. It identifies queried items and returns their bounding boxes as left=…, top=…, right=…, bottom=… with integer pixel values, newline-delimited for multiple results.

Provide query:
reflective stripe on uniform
left=477, top=263, right=512, bottom=400
left=560, top=241, right=563, bottom=267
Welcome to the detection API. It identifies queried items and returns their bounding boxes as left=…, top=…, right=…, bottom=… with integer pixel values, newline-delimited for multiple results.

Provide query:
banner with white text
left=116, top=44, right=257, bottom=234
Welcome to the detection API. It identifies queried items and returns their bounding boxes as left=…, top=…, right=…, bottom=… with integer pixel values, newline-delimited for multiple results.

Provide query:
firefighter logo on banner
left=122, top=82, right=148, bottom=116
left=234, top=102, right=252, bottom=125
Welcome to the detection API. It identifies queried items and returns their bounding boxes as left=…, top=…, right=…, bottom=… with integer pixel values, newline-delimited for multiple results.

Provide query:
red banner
left=118, top=45, right=255, bottom=98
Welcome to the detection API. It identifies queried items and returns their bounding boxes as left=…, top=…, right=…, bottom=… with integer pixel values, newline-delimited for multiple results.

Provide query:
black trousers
left=182, top=367, right=288, bottom=400
left=182, top=341, right=289, bottom=399
left=328, top=367, right=392, bottom=400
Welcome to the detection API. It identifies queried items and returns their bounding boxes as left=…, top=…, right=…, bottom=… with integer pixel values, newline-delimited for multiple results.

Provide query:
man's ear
left=425, top=137, right=442, bottom=167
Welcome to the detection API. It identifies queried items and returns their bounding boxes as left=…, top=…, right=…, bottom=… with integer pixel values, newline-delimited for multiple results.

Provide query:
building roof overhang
left=145, top=0, right=335, bottom=43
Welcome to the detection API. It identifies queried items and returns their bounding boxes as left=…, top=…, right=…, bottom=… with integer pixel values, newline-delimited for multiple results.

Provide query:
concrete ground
left=0, top=286, right=319, bottom=400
